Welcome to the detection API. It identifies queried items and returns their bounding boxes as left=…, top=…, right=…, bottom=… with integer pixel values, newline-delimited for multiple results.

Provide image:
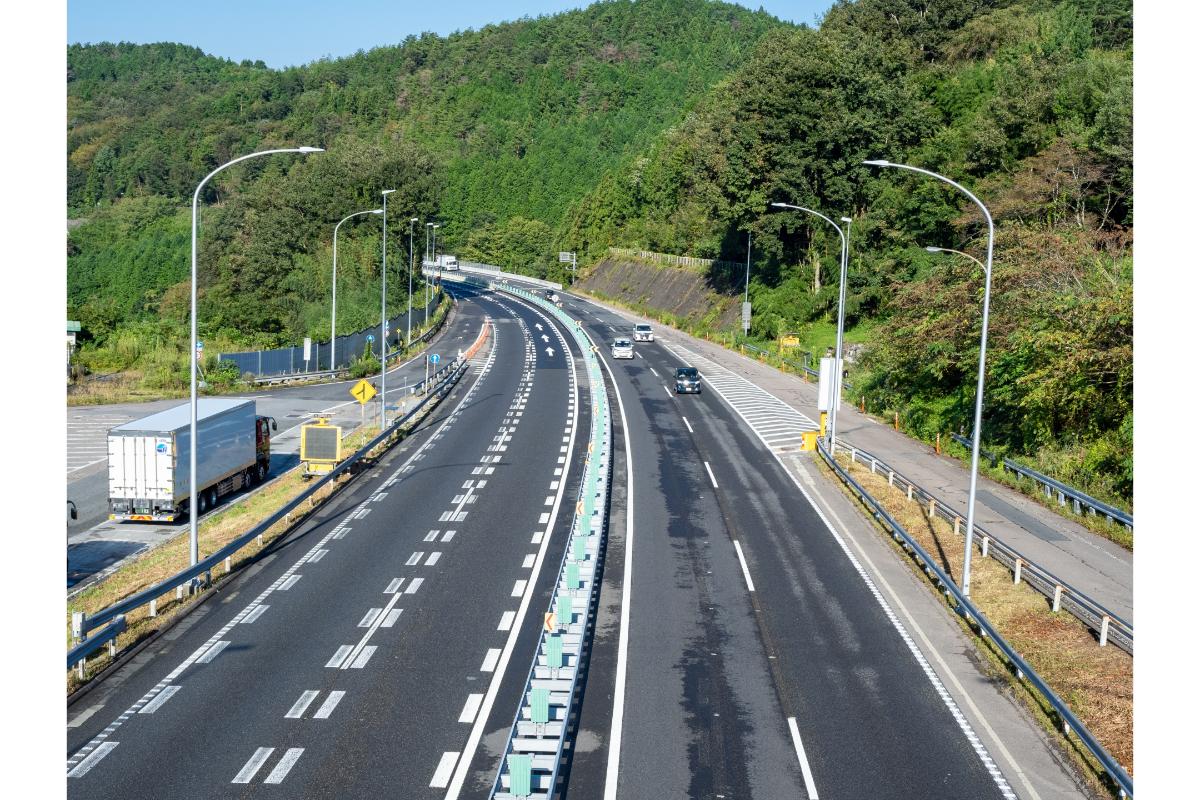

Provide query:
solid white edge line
left=443, top=291, right=580, bottom=800
left=597, top=336, right=636, bottom=800
left=682, top=416, right=694, bottom=434
left=787, top=717, right=820, bottom=799
left=732, top=541, right=756, bottom=593
left=703, top=461, right=719, bottom=489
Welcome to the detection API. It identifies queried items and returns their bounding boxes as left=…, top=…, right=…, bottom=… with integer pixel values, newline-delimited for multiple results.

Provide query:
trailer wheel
left=208, top=488, right=219, bottom=510
left=198, top=491, right=209, bottom=514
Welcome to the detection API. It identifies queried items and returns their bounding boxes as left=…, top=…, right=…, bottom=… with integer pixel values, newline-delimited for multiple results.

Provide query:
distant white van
left=634, top=323, right=654, bottom=342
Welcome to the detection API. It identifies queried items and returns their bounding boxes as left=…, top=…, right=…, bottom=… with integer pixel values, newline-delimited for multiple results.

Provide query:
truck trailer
left=107, top=398, right=275, bottom=522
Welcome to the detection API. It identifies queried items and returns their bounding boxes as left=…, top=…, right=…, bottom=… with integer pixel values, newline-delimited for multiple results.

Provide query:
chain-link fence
left=218, top=293, right=441, bottom=378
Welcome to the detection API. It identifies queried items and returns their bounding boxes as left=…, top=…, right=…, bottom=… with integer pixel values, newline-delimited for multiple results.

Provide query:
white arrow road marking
left=545, top=347, right=555, bottom=357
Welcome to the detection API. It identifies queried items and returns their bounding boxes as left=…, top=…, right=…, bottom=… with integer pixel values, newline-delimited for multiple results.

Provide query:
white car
left=611, top=339, right=634, bottom=359
left=634, top=323, right=654, bottom=342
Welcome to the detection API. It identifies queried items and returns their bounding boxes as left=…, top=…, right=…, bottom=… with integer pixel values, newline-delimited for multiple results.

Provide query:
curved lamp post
left=189, top=146, right=323, bottom=571
left=407, top=217, right=419, bottom=345
left=865, top=159, right=995, bottom=597
left=380, top=189, right=396, bottom=428
left=770, top=202, right=852, bottom=452
left=331, top=208, right=384, bottom=371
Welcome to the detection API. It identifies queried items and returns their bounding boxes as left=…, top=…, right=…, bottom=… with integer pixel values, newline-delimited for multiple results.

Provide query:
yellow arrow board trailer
left=300, top=418, right=342, bottom=478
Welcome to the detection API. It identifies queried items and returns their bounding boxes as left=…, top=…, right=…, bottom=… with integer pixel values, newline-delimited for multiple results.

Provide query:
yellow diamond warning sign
left=350, top=379, right=377, bottom=405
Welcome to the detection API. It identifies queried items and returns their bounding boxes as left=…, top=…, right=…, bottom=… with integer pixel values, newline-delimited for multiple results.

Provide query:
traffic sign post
left=303, top=337, right=312, bottom=372
left=559, top=251, right=576, bottom=282
left=426, top=353, right=440, bottom=388
left=741, top=301, right=752, bottom=335
left=351, top=378, right=377, bottom=436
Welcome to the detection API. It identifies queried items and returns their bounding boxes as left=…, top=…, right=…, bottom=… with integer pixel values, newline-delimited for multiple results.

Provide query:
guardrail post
left=906, top=484, right=913, bottom=502
left=1013, top=559, right=1023, bottom=585
left=928, top=498, right=936, bottom=519
left=851, top=449, right=857, bottom=463
left=1099, top=616, right=1110, bottom=647
left=176, top=585, right=184, bottom=601
left=954, top=517, right=961, bottom=536
left=225, top=556, right=232, bottom=573
left=871, top=459, right=877, bottom=474
left=1052, top=585, right=1062, bottom=612
left=71, top=611, right=85, bottom=643
left=981, top=536, right=989, bottom=557
left=76, top=657, right=85, bottom=679
left=1072, top=497, right=1081, bottom=514
left=888, top=470, right=894, bottom=486
left=1057, top=490, right=1066, bottom=507
left=149, top=598, right=157, bottom=617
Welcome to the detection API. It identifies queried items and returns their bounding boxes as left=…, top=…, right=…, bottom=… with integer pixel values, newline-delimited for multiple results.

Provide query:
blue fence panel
left=218, top=295, right=439, bottom=377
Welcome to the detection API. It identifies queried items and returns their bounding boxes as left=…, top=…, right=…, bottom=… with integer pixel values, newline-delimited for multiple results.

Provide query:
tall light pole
left=331, top=208, right=383, bottom=371
left=379, top=189, right=396, bottom=429
left=865, top=159, right=995, bottom=597
left=429, top=223, right=441, bottom=325
left=770, top=202, right=851, bottom=451
left=188, top=146, right=322, bottom=571
left=425, top=222, right=434, bottom=325
left=407, top=217, right=418, bottom=345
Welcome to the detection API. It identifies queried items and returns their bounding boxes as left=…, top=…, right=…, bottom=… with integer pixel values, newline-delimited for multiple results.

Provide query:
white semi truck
left=107, top=398, right=275, bottom=522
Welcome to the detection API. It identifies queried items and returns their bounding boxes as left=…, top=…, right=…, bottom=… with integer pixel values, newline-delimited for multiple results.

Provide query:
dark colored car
left=674, top=366, right=701, bottom=394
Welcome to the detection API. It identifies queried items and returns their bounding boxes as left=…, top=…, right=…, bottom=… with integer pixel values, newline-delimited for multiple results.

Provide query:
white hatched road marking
left=264, top=747, right=304, bottom=784
left=458, top=693, right=485, bottom=723
left=67, top=741, right=119, bottom=778
left=137, top=685, right=180, bottom=714
left=662, top=341, right=818, bottom=452
left=286, top=691, right=320, bottom=719
left=313, top=690, right=345, bottom=719
left=67, top=328, right=499, bottom=775
left=431, top=751, right=460, bottom=788
left=233, top=747, right=274, bottom=783
left=481, top=648, right=502, bottom=672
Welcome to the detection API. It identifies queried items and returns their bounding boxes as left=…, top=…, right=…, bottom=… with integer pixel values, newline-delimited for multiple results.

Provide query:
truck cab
left=255, top=416, right=276, bottom=482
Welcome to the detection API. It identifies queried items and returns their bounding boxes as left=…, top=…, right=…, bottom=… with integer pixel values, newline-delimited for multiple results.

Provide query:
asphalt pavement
left=67, top=287, right=592, bottom=799
left=66, top=297, right=488, bottom=589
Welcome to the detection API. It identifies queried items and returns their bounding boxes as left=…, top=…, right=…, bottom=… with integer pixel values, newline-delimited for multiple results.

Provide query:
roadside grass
left=828, top=454, right=1132, bottom=796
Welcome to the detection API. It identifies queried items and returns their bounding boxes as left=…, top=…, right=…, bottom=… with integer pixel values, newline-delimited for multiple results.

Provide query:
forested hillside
left=564, top=0, right=1132, bottom=503
left=67, top=0, right=783, bottom=349
left=67, top=0, right=1132, bottom=501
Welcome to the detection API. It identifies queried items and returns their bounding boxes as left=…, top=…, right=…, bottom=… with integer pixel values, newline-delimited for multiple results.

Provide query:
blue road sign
left=367, top=334, right=375, bottom=342
left=429, top=353, right=441, bottom=365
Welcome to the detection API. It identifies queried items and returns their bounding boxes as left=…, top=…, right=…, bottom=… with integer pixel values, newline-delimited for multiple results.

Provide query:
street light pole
left=769, top=202, right=851, bottom=451
left=189, top=146, right=322, bottom=571
left=380, top=189, right=396, bottom=429
left=332, top=208, right=383, bottom=371
left=866, top=159, right=995, bottom=597
left=430, top=223, right=441, bottom=324
left=425, top=223, right=433, bottom=325
left=408, top=217, right=418, bottom=345
left=743, top=230, right=751, bottom=320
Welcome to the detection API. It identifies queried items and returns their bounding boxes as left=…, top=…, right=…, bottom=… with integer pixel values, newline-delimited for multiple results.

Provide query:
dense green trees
left=66, top=0, right=1133, bottom=499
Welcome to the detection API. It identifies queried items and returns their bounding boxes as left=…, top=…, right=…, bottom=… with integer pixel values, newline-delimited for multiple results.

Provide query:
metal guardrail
left=949, top=433, right=1132, bottom=530
left=818, top=441, right=1133, bottom=798
left=433, top=261, right=564, bottom=291
left=67, top=339, right=482, bottom=673
left=836, top=440, right=1132, bottom=654
left=488, top=285, right=612, bottom=799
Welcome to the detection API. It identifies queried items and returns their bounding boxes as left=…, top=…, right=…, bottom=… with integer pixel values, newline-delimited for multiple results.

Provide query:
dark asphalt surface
left=67, top=287, right=590, bottom=799
left=556, top=288, right=1010, bottom=800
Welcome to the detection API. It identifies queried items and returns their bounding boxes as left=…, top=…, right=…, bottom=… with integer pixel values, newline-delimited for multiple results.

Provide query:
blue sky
left=67, top=1, right=835, bottom=69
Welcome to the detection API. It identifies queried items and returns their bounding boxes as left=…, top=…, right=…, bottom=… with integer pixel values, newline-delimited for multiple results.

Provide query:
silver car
left=611, top=338, right=634, bottom=359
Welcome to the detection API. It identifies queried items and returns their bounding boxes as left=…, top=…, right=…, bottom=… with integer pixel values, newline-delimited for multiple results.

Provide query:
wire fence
left=218, top=294, right=440, bottom=377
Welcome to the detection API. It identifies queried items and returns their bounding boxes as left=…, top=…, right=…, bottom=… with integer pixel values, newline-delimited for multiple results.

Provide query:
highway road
left=67, top=279, right=1090, bottom=799
left=67, top=296, right=483, bottom=589
left=549, top=291, right=1017, bottom=800
left=67, top=286, right=592, bottom=798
